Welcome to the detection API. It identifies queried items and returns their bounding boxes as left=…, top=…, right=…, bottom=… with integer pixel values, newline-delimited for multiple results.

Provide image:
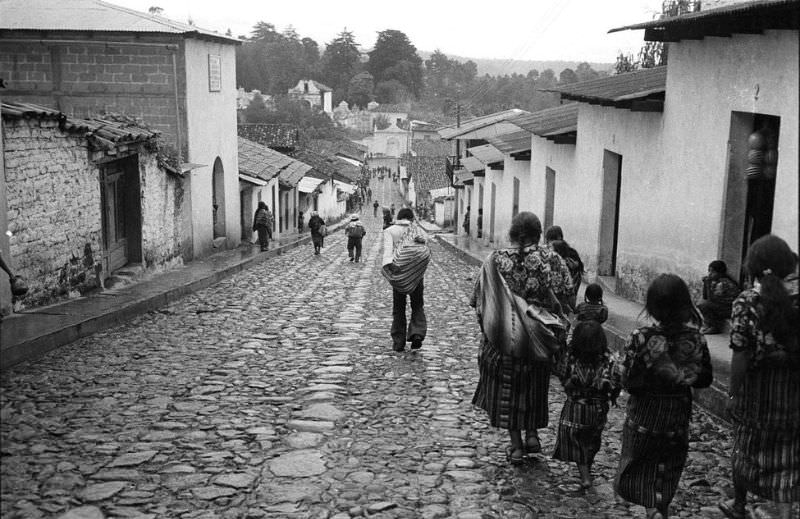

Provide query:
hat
left=350, top=214, right=359, bottom=220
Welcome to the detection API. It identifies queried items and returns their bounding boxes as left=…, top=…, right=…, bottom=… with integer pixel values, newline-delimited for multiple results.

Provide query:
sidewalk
left=0, top=222, right=345, bottom=370
left=436, top=233, right=731, bottom=421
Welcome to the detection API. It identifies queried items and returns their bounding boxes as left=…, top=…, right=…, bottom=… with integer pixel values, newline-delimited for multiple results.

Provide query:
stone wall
left=139, top=154, right=184, bottom=269
left=4, top=117, right=104, bottom=306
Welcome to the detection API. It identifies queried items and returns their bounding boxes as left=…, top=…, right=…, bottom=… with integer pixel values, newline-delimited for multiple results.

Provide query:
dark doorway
left=544, top=167, right=556, bottom=230
left=101, top=156, right=142, bottom=273
left=598, top=150, right=622, bottom=276
left=212, top=158, right=226, bottom=238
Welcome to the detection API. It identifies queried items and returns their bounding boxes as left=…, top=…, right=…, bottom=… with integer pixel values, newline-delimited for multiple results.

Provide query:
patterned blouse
left=471, top=245, right=573, bottom=312
left=730, top=284, right=800, bottom=369
left=555, top=350, right=621, bottom=405
left=620, top=324, right=713, bottom=396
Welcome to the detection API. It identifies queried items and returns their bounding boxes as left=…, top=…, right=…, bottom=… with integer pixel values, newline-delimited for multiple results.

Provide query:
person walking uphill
left=470, top=212, right=573, bottom=465
left=253, top=202, right=273, bottom=251
left=381, top=207, right=430, bottom=352
left=308, top=211, right=326, bottom=255
left=615, top=273, right=713, bottom=519
left=344, top=214, right=366, bottom=262
left=721, top=235, right=799, bottom=519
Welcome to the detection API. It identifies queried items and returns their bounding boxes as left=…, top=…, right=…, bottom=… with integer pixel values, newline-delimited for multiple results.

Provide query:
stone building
left=1, top=102, right=182, bottom=313
left=0, top=0, right=242, bottom=262
left=287, top=79, right=333, bottom=115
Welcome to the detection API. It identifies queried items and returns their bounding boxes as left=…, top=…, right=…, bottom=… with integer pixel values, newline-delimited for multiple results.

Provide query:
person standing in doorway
left=252, top=201, right=273, bottom=251
left=382, top=207, right=430, bottom=351
left=298, top=210, right=304, bottom=233
left=476, top=208, right=483, bottom=239
left=463, top=206, right=471, bottom=235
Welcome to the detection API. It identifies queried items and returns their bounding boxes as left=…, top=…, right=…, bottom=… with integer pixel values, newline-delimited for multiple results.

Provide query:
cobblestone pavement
left=0, top=214, right=767, bottom=519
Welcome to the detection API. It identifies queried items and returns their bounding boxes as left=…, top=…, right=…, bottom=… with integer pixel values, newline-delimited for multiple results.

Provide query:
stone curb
left=435, top=234, right=731, bottom=424
left=1, top=222, right=345, bottom=370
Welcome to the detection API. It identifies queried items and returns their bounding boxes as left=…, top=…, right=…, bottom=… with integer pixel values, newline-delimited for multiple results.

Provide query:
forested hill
left=417, top=51, right=613, bottom=77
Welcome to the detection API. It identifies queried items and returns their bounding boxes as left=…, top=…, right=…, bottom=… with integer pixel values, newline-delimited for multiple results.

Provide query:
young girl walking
left=553, top=320, right=621, bottom=488
left=614, top=274, right=713, bottom=519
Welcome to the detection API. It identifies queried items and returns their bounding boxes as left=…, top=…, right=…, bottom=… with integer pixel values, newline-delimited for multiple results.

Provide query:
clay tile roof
left=306, top=138, right=367, bottom=163
left=238, top=124, right=300, bottom=151
left=411, top=139, right=451, bottom=157
left=544, top=67, right=667, bottom=111
left=2, top=101, right=159, bottom=150
left=609, top=0, right=799, bottom=41
left=0, top=0, right=239, bottom=43
left=238, top=137, right=311, bottom=186
left=509, top=103, right=579, bottom=137
left=438, top=109, right=529, bottom=140
left=292, top=148, right=358, bottom=183
left=404, top=156, right=450, bottom=193
left=486, top=130, right=532, bottom=154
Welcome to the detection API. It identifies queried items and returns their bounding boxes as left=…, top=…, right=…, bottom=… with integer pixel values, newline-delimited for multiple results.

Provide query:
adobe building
left=288, top=79, right=333, bottom=115
left=0, top=0, right=242, bottom=262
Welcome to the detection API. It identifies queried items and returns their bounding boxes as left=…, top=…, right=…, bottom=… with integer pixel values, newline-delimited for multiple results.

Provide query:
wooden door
left=102, top=166, right=128, bottom=272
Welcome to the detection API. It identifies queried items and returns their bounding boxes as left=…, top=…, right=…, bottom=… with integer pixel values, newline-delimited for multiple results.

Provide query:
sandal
left=505, top=446, right=525, bottom=465
left=718, top=499, right=746, bottom=519
left=525, top=433, right=541, bottom=454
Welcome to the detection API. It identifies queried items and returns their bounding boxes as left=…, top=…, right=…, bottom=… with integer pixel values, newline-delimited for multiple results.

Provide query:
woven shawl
left=381, top=223, right=431, bottom=294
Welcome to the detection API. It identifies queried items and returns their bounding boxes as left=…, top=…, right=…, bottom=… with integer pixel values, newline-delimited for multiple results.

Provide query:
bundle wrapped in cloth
left=382, top=223, right=431, bottom=294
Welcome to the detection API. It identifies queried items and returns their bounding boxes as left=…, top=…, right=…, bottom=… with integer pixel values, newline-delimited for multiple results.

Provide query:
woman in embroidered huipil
left=614, top=274, right=712, bottom=519
left=471, top=212, right=573, bottom=465
left=720, top=235, right=799, bottom=519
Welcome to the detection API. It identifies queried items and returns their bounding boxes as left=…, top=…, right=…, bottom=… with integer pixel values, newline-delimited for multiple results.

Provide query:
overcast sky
left=110, top=0, right=664, bottom=63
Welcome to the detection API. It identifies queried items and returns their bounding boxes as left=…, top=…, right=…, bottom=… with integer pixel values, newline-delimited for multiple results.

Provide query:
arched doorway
left=212, top=157, right=226, bottom=238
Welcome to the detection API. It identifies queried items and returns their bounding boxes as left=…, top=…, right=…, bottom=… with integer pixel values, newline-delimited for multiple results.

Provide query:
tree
left=321, top=30, right=362, bottom=102
left=614, top=52, right=637, bottom=74
left=558, top=68, right=578, bottom=85
left=347, top=71, right=374, bottom=109
left=243, top=92, right=271, bottom=123
left=374, top=79, right=410, bottom=104
left=575, top=62, right=600, bottom=82
left=367, top=30, right=424, bottom=98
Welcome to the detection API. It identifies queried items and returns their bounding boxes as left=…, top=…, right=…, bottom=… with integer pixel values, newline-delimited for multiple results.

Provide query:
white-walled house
left=0, top=0, right=242, bottom=262
left=602, top=1, right=798, bottom=301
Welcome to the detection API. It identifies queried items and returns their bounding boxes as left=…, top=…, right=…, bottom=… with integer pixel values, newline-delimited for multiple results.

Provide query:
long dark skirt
left=311, top=233, right=323, bottom=247
left=614, top=392, right=691, bottom=509
left=732, top=368, right=800, bottom=503
left=552, top=398, right=608, bottom=465
left=472, top=337, right=551, bottom=430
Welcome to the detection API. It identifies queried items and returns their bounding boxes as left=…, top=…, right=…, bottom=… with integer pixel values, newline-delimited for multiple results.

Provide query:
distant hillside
left=418, top=50, right=613, bottom=77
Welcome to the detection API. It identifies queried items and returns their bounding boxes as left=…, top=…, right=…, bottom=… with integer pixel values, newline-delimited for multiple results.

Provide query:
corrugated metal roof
left=467, top=144, right=505, bottom=165
left=509, top=103, right=579, bottom=137
left=0, top=0, right=238, bottom=43
left=461, top=156, right=486, bottom=173
left=487, top=130, right=532, bottom=154
left=438, top=109, right=529, bottom=140
left=609, top=0, right=799, bottom=40
left=2, top=101, right=159, bottom=149
left=545, top=67, right=666, bottom=108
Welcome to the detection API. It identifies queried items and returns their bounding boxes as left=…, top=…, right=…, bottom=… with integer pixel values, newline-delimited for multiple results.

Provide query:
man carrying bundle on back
left=382, top=207, right=431, bottom=352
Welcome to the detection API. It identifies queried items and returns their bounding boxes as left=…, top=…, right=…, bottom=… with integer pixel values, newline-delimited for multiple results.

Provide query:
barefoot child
left=553, top=321, right=621, bottom=488
left=614, top=274, right=713, bottom=519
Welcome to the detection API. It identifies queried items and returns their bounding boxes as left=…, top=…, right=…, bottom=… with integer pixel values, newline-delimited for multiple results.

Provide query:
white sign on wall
left=208, top=54, right=221, bottom=92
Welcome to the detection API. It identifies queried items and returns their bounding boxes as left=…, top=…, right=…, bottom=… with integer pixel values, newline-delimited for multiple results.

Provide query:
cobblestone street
left=2, top=215, right=743, bottom=519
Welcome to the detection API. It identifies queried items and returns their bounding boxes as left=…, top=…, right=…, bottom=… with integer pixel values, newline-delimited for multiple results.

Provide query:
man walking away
left=344, top=214, right=367, bottom=262
left=373, top=200, right=380, bottom=217
left=382, top=207, right=430, bottom=352
left=253, top=201, right=273, bottom=251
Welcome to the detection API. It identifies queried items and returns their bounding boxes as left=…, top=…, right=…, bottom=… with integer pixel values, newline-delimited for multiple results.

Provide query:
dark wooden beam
left=629, top=99, right=664, bottom=112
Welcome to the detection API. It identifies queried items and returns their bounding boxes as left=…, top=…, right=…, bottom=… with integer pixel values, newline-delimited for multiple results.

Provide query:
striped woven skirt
left=552, top=397, right=609, bottom=465
left=472, top=337, right=551, bottom=430
left=732, top=368, right=800, bottom=503
left=614, top=392, right=691, bottom=509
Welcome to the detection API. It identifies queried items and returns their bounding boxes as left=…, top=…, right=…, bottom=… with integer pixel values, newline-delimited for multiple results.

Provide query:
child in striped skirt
left=553, top=321, right=621, bottom=488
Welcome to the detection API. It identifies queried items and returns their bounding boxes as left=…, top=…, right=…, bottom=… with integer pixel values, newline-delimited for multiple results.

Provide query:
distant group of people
left=469, top=211, right=798, bottom=519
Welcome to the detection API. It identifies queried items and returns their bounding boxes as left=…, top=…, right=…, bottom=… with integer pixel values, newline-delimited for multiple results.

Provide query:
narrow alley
left=2, top=214, right=741, bottom=519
